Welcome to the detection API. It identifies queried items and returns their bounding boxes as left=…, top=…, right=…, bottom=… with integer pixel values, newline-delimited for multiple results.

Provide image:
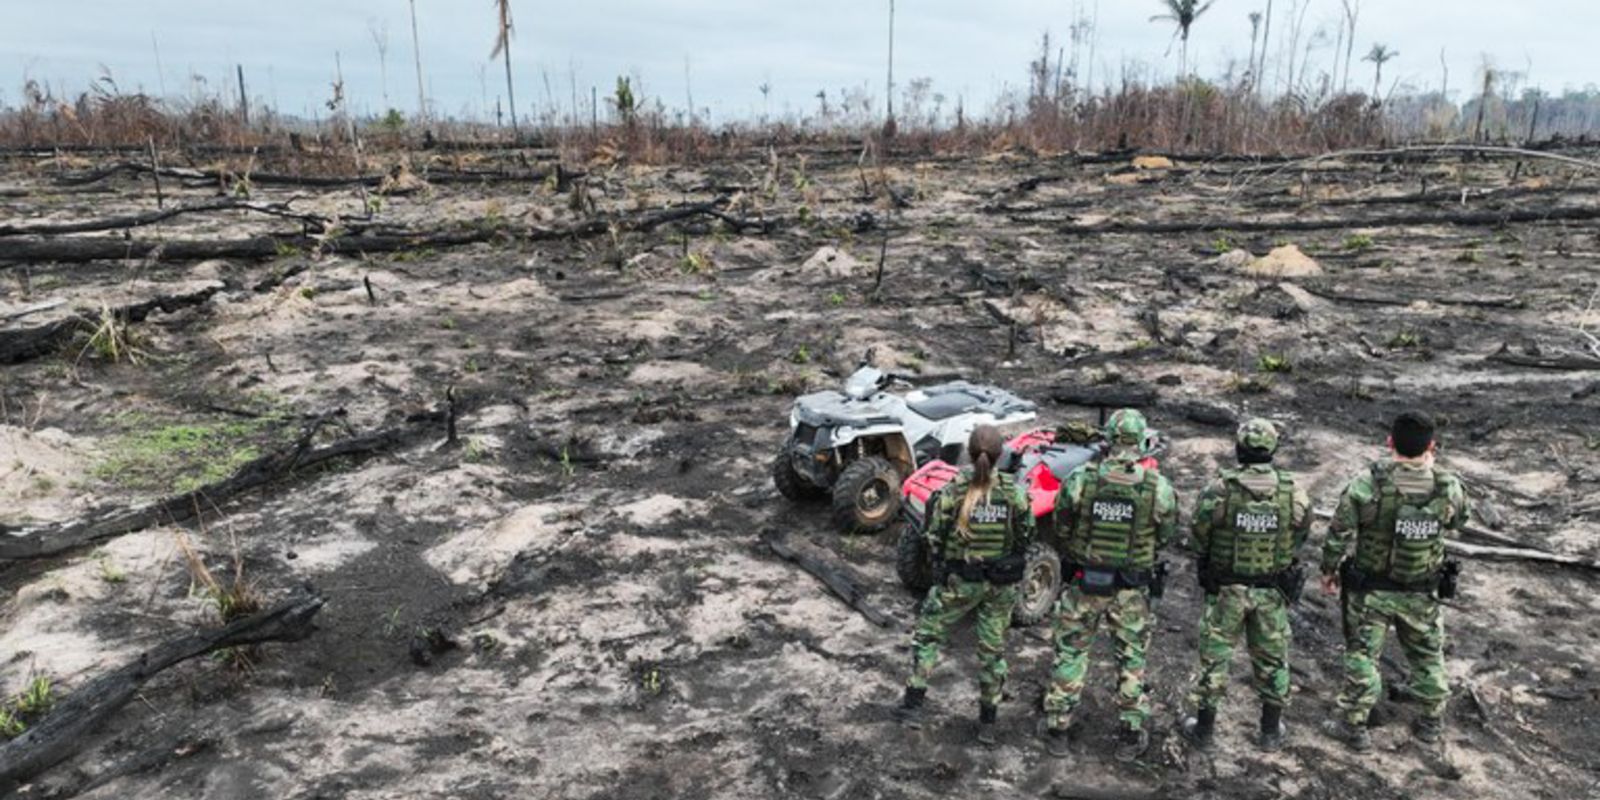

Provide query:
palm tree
left=490, top=0, right=518, bottom=138
left=1364, top=43, right=1397, bottom=101
left=1151, top=0, right=1218, bottom=77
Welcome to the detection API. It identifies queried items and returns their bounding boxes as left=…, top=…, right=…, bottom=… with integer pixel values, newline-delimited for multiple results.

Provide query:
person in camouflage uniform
left=1320, top=411, right=1470, bottom=753
left=894, top=425, right=1035, bottom=746
left=1178, top=418, right=1312, bottom=752
left=1042, top=409, right=1179, bottom=762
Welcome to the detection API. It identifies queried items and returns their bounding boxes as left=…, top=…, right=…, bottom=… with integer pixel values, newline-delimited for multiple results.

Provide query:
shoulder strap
left=1370, top=461, right=1402, bottom=574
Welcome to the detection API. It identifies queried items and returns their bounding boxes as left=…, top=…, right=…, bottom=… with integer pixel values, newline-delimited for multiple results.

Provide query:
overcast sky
left=3, top=1, right=1594, bottom=123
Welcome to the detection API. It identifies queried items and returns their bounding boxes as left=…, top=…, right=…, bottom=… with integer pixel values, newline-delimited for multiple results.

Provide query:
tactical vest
left=1353, top=463, right=1453, bottom=585
left=939, top=473, right=1020, bottom=563
left=1206, top=468, right=1297, bottom=578
left=1066, top=463, right=1161, bottom=570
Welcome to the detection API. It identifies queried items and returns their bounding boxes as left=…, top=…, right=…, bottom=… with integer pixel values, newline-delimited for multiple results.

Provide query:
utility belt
left=1341, top=560, right=1461, bottom=599
left=941, top=551, right=1027, bottom=586
left=1066, top=561, right=1166, bottom=598
left=1201, top=561, right=1307, bottom=605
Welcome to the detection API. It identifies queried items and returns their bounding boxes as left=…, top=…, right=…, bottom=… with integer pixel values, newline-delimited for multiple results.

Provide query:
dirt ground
left=2, top=143, right=1599, bottom=799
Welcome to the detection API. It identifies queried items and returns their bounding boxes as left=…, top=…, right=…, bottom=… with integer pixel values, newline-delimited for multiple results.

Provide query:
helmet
left=1237, top=417, right=1281, bottom=454
left=1105, top=408, right=1148, bottom=446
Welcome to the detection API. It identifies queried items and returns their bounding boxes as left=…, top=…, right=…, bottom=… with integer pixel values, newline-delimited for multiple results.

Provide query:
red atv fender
left=904, top=429, right=1158, bottom=522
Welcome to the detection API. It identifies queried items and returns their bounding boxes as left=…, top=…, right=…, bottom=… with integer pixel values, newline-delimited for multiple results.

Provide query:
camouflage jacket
left=1056, top=452, right=1179, bottom=552
left=1189, top=463, right=1313, bottom=560
left=926, top=470, right=1035, bottom=562
left=1320, top=459, right=1471, bottom=576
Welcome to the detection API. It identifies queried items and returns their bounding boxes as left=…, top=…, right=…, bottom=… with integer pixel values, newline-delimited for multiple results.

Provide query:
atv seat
left=908, top=391, right=984, bottom=421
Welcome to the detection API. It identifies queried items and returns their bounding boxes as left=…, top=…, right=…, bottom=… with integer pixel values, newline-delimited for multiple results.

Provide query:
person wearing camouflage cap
left=1042, top=408, right=1179, bottom=762
left=1319, top=411, right=1470, bottom=753
left=1178, top=418, right=1312, bottom=753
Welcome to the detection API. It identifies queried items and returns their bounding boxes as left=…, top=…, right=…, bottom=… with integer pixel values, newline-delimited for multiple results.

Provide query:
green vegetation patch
left=93, top=413, right=295, bottom=494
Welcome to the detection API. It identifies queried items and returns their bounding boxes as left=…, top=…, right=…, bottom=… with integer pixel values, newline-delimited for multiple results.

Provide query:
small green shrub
left=1257, top=354, right=1293, bottom=373
left=1343, top=233, right=1375, bottom=251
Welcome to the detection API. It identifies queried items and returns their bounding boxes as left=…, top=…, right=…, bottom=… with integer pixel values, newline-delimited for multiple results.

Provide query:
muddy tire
left=895, top=520, right=937, bottom=593
left=771, top=445, right=825, bottom=502
left=831, top=456, right=901, bottom=534
left=1012, top=543, right=1062, bottom=627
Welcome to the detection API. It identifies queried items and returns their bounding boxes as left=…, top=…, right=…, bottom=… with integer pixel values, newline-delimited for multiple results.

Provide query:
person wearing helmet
left=893, top=425, right=1035, bottom=747
left=1319, top=411, right=1470, bottom=753
left=1178, top=418, right=1312, bottom=753
left=1042, top=408, right=1179, bottom=762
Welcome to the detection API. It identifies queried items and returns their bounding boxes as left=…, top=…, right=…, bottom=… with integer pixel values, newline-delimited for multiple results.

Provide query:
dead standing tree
left=369, top=17, right=392, bottom=109
left=409, top=0, right=428, bottom=120
left=883, top=0, right=897, bottom=139
left=491, top=0, right=519, bottom=139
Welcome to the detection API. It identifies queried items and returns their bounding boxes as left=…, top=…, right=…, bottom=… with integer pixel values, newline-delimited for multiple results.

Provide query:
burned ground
left=1, top=143, right=1598, bottom=799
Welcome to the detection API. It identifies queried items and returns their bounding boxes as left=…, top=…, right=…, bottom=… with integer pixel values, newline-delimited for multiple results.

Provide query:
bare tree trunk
left=1258, top=0, right=1275, bottom=96
left=502, top=38, right=519, bottom=138
left=408, top=0, right=427, bottom=120
left=235, top=65, right=249, bottom=127
left=885, top=0, right=896, bottom=128
left=1341, top=0, right=1360, bottom=93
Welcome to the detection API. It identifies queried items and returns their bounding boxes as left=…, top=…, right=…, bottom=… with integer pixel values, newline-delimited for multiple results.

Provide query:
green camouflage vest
left=1354, top=463, right=1452, bottom=584
left=1207, top=468, right=1297, bottom=577
left=1067, top=463, right=1160, bottom=570
left=938, top=472, right=1020, bottom=563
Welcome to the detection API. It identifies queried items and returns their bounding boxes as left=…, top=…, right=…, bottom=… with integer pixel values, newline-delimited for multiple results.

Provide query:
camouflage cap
left=1105, top=408, right=1148, bottom=445
left=1237, top=417, right=1281, bottom=453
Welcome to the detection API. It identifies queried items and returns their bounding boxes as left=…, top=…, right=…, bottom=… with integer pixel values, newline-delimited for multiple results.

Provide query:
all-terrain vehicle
left=895, top=427, right=1164, bottom=625
left=771, top=361, right=1038, bottom=533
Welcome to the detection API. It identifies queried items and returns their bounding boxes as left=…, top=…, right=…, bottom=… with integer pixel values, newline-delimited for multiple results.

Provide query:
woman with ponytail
left=893, top=425, right=1035, bottom=747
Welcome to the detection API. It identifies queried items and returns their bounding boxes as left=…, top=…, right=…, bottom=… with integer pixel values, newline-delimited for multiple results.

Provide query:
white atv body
left=771, top=366, right=1038, bottom=533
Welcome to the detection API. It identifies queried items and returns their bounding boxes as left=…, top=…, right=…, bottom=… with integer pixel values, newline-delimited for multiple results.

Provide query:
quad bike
left=771, top=360, right=1038, bottom=534
left=895, top=427, right=1165, bottom=626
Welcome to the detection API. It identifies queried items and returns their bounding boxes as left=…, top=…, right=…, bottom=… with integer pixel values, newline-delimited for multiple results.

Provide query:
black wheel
left=1012, top=542, right=1062, bottom=627
left=771, top=443, right=825, bottom=502
left=831, top=456, right=902, bottom=534
left=895, top=519, right=937, bottom=593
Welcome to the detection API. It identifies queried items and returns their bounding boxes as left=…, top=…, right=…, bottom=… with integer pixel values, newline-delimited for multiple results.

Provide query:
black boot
left=977, top=703, right=998, bottom=747
left=1114, top=724, right=1149, bottom=763
left=893, top=686, right=926, bottom=729
left=1044, top=724, right=1072, bottom=759
left=1259, top=704, right=1286, bottom=752
left=1320, top=716, right=1372, bottom=754
left=1180, top=706, right=1217, bottom=751
left=1412, top=715, right=1443, bottom=744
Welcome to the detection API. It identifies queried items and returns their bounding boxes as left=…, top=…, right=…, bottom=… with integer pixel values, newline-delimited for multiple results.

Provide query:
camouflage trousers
left=1043, top=584, right=1152, bottom=729
left=1188, top=585, right=1291, bottom=710
left=906, top=575, right=1020, bottom=706
left=1337, top=589, right=1449, bottom=724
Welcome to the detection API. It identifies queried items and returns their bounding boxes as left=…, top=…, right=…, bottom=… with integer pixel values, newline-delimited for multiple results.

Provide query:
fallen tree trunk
left=54, top=160, right=571, bottom=189
left=0, top=281, right=224, bottom=364
left=1444, top=539, right=1600, bottom=571
left=0, top=198, right=329, bottom=237
left=1051, top=385, right=1160, bottom=409
left=1055, top=204, right=1600, bottom=236
left=765, top=532, right=895, bottom=628
left=0, top=410, right=441, bottom=560
left=0, top=591, right=325, bottom=789
left=0, top=199, right=737, bottom=267
left=1299, top=284, right=1523, bottom=309
left=1485, top=348, right=1600, bottom=371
